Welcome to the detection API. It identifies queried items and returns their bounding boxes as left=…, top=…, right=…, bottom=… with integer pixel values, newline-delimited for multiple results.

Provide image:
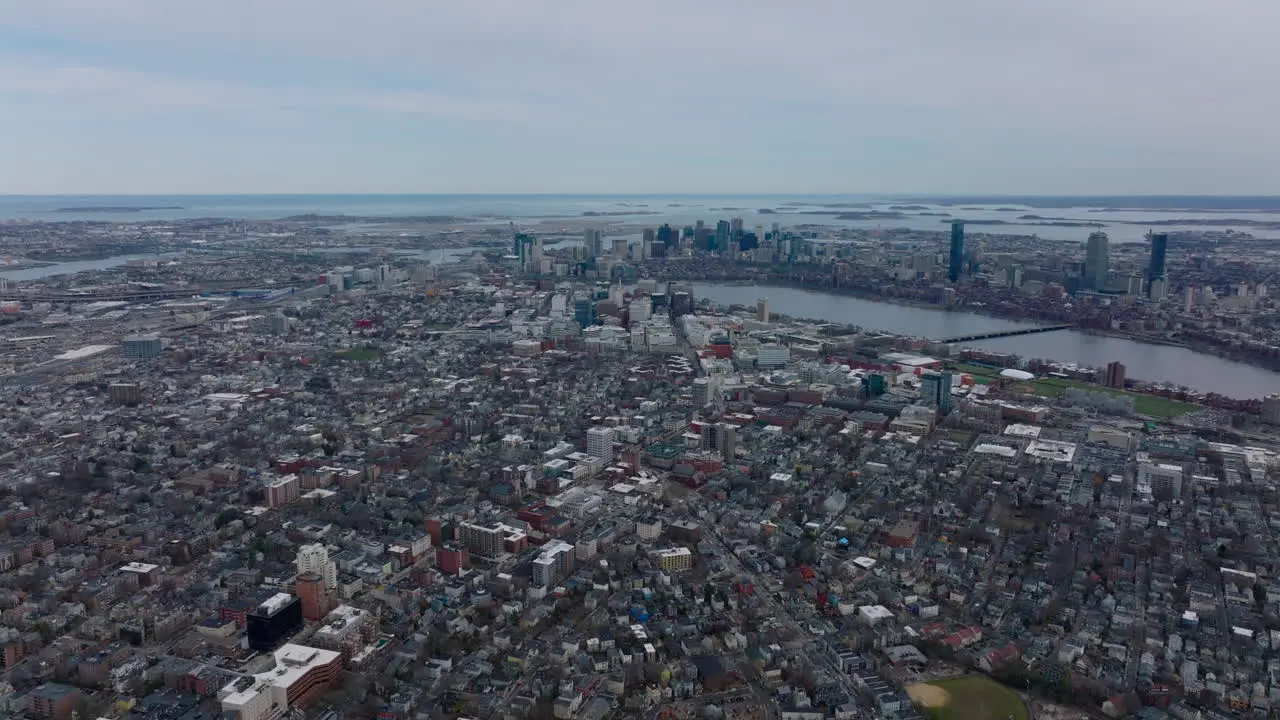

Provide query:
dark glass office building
left=247, top=593, right=303, bottom=651
left=948, top=222, right=965, bottom=283
left=1147, top=232, right=1168, bottom=283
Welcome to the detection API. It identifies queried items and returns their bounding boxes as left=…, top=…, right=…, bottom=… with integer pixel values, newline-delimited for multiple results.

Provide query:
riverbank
left=692, top=277, right=1278, bottom=374
left=692, top=282, right=1278, bottom=400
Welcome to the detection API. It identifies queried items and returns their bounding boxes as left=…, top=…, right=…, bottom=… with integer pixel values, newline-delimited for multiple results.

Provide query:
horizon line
left=4, top=192, right=1280, bottom=198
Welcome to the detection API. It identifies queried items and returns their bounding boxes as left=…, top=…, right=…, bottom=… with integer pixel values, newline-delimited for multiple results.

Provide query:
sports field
left=907, top=676, right=1028, bottom=720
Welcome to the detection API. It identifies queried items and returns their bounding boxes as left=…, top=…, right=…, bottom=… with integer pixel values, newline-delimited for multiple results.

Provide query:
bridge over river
left=940, top=324, right=1073, bottom=344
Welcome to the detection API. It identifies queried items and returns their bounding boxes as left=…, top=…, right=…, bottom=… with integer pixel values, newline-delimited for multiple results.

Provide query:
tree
left=214, top=509, right=240, bottom=529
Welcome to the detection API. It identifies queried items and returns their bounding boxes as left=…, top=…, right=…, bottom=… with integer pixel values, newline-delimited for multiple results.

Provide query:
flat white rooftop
left=53, top=344, right=116, bottom=361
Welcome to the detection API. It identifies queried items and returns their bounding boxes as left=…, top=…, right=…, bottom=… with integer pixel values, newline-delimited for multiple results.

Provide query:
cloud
left=0, top=0, right=1278, bottom=192
left=0, top=61, right=546, bottom=121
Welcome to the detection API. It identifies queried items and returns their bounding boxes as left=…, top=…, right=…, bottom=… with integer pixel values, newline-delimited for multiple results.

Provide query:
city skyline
left=2, top=1, right=1280, bottom=195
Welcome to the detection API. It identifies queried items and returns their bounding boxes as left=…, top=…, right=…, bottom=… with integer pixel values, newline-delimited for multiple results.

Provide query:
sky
left=0, top=0, right=1278, bottom=195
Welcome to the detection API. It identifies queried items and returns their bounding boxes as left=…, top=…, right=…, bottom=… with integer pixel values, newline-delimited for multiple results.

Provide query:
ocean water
left=2, top=194, right=1280, bottom=245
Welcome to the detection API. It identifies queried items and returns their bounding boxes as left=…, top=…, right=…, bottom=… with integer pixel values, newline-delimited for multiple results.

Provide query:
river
left=0, top=254, right=180, bottom=281
left=694, top=283, right=1280, bottom=399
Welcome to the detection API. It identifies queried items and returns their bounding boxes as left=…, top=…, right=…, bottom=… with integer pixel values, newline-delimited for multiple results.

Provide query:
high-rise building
left=692, top=377, right=718, bottom=407
left=296, top=572, right=331, bottom=622
left=296, top=544, right=337, bottom=590
left=583, top=229, right=604, bottom=259
left=714, top=220, right=730, bottom=252
left=947, top=222, right=965, bottom=283
left=1084, top=231, right=1110, bottom=291
left=1103, top=361, right=1126, bottom=389
left=656, top=224, right=678, bottom=256
left=715, top=423, right=737, bottom=463
left=266, top=474, right=300, bottom=508
left=670, top=291, right=693, bottom=319
left=573, top=298, right=597, bottom=328
left=756, top=297, right=770, bottom=323
left=1138, top=462, right=1184, bottom=500
left=919, top=371, right=953, bottom=413
left=586, top=426, right=615, bottom=462
left=1147, top=232, right=1168, bottom=288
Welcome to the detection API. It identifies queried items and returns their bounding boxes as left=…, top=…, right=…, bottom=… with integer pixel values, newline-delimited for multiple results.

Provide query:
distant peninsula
left=54, top=205, right=184, bottom=213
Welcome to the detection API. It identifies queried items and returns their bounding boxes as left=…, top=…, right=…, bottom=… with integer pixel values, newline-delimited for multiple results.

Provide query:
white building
left=219, top=644, right=342, bottom=720
left=1138, top=462, right=1184, bottom=498
left=532, top=539, right=576, bottom=587
left=629, top=298, right=652, bottom=323
left=586, top=426, right=615, bottom=462
left=756, top=344, right=789, bottom=369
left=297, top=544, right=338, bottom=590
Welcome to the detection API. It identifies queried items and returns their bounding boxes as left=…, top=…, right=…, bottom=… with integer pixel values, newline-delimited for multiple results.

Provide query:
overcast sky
left=0, top=0, right=1277, bottom=195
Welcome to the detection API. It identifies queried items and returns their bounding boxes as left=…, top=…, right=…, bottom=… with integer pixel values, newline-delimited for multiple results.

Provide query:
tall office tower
left=296, top=544, right=337, bottom=589
left=1103, top=361, right=1126, bottom=389
left=586, top=426, right=615, bottom=461
left=655, top=224, right=677, bottom=255
left=670, top=291, right=693, bottom=319
left=947, top=222, right=965, bottom=283
left=1147, top=232, right=1168, bottom=292
left=642, top=228, right=656, bottom=259
left=714, top=220, right=730, bottom=252
left=756, top=297, right=770, bottom=323
left=919, top=371, right=954, bottom=413
left=583, top=228, right=604, bottom=259
left=776, top=236, right=791, bottom=263
left=613, top=236, right=628, bottom=259
left=1084, top=231, right=1110, bottom=291
left=573, top=298, right=597, bottom=328
left=730, top=217, right=744, bottom=242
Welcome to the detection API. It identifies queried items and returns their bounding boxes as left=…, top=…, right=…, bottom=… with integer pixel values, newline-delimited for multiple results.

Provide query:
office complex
left=947, top=221, right=964, bottom=283
left=219, top=644, right=342, bottom=720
